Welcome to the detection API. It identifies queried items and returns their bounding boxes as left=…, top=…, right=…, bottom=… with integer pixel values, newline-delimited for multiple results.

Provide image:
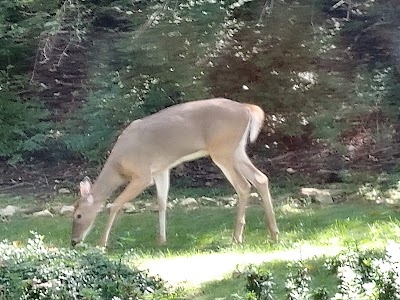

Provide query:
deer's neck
left=91, top=163, right=123, bottom=204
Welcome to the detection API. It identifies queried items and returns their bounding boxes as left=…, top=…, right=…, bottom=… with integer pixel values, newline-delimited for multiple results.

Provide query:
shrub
left=0, top=233, right=175, bottom=300
left=327, top=243, right=400, bottom=300
left=285, top=261, right=312, bottom=300
left=244, top=265, right=276, bottom=300
left=0, top=89, right=49, bottom=164
left=242, top=242, right=400, bottom=300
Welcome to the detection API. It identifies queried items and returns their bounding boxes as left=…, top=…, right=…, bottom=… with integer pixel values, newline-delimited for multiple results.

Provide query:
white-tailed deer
left=71, top=98, right=279, bottom=247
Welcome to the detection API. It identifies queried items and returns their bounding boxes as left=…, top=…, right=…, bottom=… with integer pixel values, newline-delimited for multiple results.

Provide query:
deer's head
left=71, top=177, right=100, bottom=246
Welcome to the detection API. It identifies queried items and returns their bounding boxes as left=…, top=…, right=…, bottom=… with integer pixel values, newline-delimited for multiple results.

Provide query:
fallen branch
left=258, top=0, right=275, bottom=24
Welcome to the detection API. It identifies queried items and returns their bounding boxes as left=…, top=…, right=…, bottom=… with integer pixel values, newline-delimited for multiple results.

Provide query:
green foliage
left=357, top=173, right=400, bottom=205
left=0, top=0, right=90, bottom=164
left=242, top=243, right=400, bottom=300
left=285, top=261, right=312, bottom=300
left=326, top=244, right=400, bottom=300
left=0, top=233, right=176, bottom=300
left=241, top=260, right=329, bottom=300
left=0, top=0, right=59, bottom=72
left=245, top=265, right=276, bottom=300
left=0, top=85, right=49, bottom=164
left=1, top=0, right=399, bottom=163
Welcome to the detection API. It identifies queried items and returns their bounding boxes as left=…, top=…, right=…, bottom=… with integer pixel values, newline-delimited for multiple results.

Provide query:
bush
left=242, top=242, right=400, bottom=300
left=244, top=265, right=276, bottom=300
left=0, top=233, right=176, bottom=300
left=327, top=243, right=400, bottom=300
left=0, top=89, right=49, bottom=164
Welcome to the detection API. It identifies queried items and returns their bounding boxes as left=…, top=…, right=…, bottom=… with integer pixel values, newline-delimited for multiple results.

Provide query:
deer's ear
left=79, top=177, right=92, bottom=198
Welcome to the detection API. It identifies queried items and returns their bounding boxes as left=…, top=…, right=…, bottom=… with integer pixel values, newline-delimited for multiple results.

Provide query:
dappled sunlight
left=62, top=203, right=400, bottom=253
left=1, top=199, right=398, bottom=256
left=126, top=202, right=400, bottom=288
left=274, top=203, right=400, bottom=252
left=135, top=243, right=343, bottom=287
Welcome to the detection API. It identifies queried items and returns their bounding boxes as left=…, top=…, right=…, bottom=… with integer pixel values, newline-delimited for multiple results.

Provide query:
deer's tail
left=245, top=104, right=265, bottom=143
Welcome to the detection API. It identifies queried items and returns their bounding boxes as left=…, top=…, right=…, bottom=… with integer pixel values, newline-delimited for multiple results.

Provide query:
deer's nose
left=71, top=239, right=79, bottom=247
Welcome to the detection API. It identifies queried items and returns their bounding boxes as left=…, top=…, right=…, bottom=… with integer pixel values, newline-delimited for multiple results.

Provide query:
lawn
left=1, top=184, right=400, bottom=299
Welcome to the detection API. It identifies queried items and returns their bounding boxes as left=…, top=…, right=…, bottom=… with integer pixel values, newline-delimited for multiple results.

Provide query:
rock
left=249, top=192, right=260, bottom=204
left=250, top=192, right=259, bottom=198
left=135, top=201, right=148, bottom=209
left=385, top=189, right=400, bottom=204
left=286, top=167, right=296, bottom=174
left=143, top=202, right=153, bottom=208
left=32, top=209, right=54, bottom=217
left=123, top=202, right=136, bottom=213
left=301, top=188, right=334, bottom=204
left=59, top=205, right=75, bottom=215
left=199, top=196, right=219, bottom=206
left=0, top=205, right=19, bottom=218
left=315, top=192, right=334, bottom=205
left=219, top=196, right=237, bottom=207
left=105, top=203, right=113, bottom=209
left=180, top=197, right=198, bottom=207
left=148, top=202, right=160, bottom=212
left=58, top=188, right=71, bottom=194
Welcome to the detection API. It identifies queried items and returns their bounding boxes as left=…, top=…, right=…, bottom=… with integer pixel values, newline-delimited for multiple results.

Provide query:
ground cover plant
left=226, top=241, right=400, bottom=300
left=0, top=233, right=178, bottom=300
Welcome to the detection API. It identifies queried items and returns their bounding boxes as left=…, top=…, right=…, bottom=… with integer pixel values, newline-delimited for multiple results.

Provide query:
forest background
left=0, top=0, right=400, bottom=191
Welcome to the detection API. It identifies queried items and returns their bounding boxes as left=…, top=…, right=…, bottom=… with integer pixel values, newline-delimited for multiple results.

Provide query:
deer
left=71, top=98, right=279, bottom=248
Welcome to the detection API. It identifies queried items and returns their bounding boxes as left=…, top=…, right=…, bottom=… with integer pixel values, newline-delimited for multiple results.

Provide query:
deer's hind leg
left=210, top=152, right=251, bottom=243
left=235, top=151, right=279, bottom=242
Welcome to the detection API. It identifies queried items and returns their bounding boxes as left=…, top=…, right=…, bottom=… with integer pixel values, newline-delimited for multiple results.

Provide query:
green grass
left=5, top=202, right=398, bottom=254
left=1, top=186, right=400, bottom=299
left=1, top=191, right=399, bottom=253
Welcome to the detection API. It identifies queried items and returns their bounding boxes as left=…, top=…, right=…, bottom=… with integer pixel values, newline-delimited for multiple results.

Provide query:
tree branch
left=258, top=0, right=275, bottom=24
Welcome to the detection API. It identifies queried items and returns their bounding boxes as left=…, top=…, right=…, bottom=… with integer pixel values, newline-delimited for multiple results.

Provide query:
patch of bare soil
left=0, top=159, right=90, bottom=197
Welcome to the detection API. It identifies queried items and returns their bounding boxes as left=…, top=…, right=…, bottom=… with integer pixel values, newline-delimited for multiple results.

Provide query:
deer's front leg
left=100, top=179, right=150, bottom=248
left=153, top=170, right=170, bottom=245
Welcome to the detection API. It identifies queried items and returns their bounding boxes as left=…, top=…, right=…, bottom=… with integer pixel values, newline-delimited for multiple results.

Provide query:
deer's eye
left=77, top=214, right=82, bottom=219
